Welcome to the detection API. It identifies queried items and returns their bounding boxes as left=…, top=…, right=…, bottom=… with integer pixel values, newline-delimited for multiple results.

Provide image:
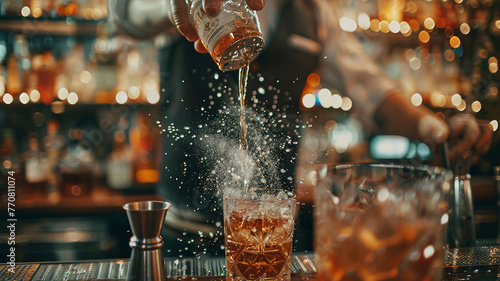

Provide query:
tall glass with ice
left=315, top=163, right=452, bottom=281
left=224, top=193, right=295, bottom=281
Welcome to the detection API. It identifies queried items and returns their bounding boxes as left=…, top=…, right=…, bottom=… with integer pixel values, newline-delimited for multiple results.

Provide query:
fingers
left=418, top=115, right=449, bottom=144
left=170, top=0, right=199, bottom=42
left=247, top=0, right=265, bottom=11
left=194, top=40, right=208, bottom=53
left=203, top=0, right=222, bottom=15
left=474, top=122, right=493, bottom=155
left=446, top=114, right=482, bottom=160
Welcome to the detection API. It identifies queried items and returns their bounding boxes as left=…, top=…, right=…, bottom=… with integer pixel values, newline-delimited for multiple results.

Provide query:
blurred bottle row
left=0, top=31, right=161, bottom=105
left=2, top=0, right=107, bottom=20
left=0, top=108, right=162, bottom=202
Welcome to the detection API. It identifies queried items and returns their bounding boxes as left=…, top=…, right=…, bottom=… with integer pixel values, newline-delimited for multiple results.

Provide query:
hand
left=406, top=110, right=492, bottom=162
left=446, top=114, right=493, bottom=160
left=374, top=92, right=493, bottom=161
left=170, top=0, right=265, bottom=53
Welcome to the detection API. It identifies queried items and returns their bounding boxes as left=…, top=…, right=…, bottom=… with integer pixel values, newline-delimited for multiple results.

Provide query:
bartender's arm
left=373, top=92, right=492, bottom=160
left=313, top=0, right=492, bottom=160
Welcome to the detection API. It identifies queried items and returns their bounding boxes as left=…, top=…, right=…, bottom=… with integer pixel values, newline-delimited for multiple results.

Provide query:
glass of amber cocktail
left=224, top=193, right=295, bottom=281
left=315, top=163, right=452, bottom=281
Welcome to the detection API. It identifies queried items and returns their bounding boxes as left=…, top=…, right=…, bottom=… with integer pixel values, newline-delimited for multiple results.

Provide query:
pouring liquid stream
left=239, top=65, right=250, bottom=199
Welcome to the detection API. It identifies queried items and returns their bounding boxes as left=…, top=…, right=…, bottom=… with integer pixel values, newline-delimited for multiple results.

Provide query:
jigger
left=123, top=201, right=171, bottom=281
left=443, top=143, right=476, bottom=248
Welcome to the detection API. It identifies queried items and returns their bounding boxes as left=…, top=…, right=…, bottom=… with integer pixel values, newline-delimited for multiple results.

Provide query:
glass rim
left=123, top=200, right=172, bottom=211
left=223, top=194, right=296, bottom=203
left=318, top=162, right=452, bottom=176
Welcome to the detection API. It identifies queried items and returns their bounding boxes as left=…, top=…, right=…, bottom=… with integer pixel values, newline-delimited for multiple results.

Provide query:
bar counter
left=3, top=245, right=500, bottom=281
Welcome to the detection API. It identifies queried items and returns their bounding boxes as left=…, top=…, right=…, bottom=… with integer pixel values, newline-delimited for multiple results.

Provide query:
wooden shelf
left=0, top=16, right=104, bottom=35
left=3, top=187, right=164, bottom=217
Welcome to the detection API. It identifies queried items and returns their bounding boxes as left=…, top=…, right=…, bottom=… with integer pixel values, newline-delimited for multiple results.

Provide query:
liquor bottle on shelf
left=30, top=0, right=54, bottom=18
left=59, top=128, right=96, bottom=197
left=43, top=119, right=65, bottom=202
left=31, top=51, right=57, bottom=105
left=106, top=130, right=133, bottom=190
left=0, top=129, right=23, bottom=198
left=6, top=54, right=22, bottom=98
left=24, top=132, right=48, bottom=198
left=54, top=0, right=79, bottom=17
left=3, top=0, right=30, bottom=16
left=91, top=25, right=117, bottom=104
left=130, top=113, right=159, bottom=187
left=57, top=43, right=94, bottom=103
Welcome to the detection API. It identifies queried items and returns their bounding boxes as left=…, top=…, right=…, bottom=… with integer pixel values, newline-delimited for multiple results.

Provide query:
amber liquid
left=239, top=65, right=250, bottom=198
left=209, top=25, right=263, bottom=71
left=315, top=205, right=443, bottom=281
left=225, top=210, right=293, bottom=281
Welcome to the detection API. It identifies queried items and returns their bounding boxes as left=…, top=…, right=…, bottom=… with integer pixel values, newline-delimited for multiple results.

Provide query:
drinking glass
left=314, top=163, right=452, bottom=281
left=224, top=194, right=295, bottom=281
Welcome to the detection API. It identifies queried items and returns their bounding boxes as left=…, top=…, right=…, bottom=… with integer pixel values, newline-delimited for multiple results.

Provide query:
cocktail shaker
left=443, top=143, right=476, bottom=248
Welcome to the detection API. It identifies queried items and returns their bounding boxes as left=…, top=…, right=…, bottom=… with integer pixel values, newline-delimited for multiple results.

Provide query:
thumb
left=418, top=115, right=449, bottom=144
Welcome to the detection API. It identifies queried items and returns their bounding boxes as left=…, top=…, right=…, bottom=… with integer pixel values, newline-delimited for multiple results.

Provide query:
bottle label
left=193, top=3, right=246, bottom=53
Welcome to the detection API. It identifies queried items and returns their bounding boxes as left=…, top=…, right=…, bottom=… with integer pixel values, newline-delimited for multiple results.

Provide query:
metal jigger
left=443, top=143, right=476, bottom=248
left=123, top=201, right=171, bottom=281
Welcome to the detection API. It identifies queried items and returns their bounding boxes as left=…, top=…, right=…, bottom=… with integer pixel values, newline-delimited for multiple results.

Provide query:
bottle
left=130, top=113, right=159, bottom=186
left=24, top=132, right=48, bottom=198
left=43, top=119, right=65, bottom=202
left=54, top=0, right=79, bottom=17
left=59, top=128, right=95, bottom=197
left=32, top=51, right=57, bottom=105
left=0, top=129, right=22, bottom=197
left=106, top=130, right=133, bottom=190
left=186, top=0, right=264, bottom=71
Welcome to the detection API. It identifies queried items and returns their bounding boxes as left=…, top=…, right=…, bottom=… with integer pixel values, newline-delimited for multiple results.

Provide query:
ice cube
left=276, top=190, right=288, bottom=200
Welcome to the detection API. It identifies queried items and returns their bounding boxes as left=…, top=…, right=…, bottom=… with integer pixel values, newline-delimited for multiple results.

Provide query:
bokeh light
left=400, top=21, right=412, bottom=36
left=3, top=93, right=13, bottom=104
left=79, top=70, right=92, bottom=84
left=67, top=92, right=78, bottom=105
left=302, top=93, right=316, bottom=109
left=341, top=97, right=352, bottom=111
left=460, top=23, right=470, bottom=35
left=419, top=31, right=430, bottom=43
left=331, top=94, right=342, bottom=109
left=116, top=91, right=128, bottom=104
left=339, top=17, right=357, bottom=32
left=19, top=92, right=29, bottom=104
left=450, top=36, right=461, bottom=48
left=318, top=88, right=333, bottom=108
left=146, top=89, right=160, bottom=104
left=358, top=13, right=371, bottom=30
left=58, top=88, right=69, bottom=100
left=490, top=120, right=499, bottom=132
left=457, top=99, right=467, bottom=111
left=424, top=18, right=435, bottom=30
left=370, top=19, right=381, bottom=32
left=389, top=21, right=401, bottom=33
left=471, top=101, right=481, bottom=113
left=451, top=94, right=462, bottom=107
left=21, top=6, right=30, bottom=17
left=410, top=93, right=422, bottom=106
left=128, top=86, right=141, bottom=100
left=30, top=90, right=41, bottom=102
